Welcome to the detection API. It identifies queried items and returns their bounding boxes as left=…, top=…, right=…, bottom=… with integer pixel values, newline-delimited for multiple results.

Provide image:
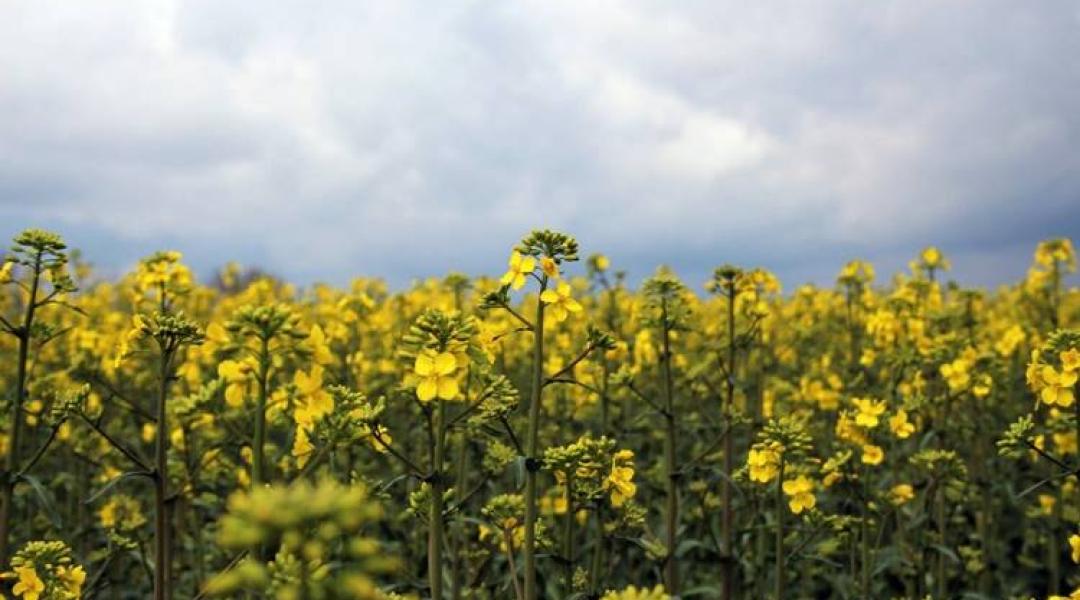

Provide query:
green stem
left=898, top=507, right=914, bottom=599
left=250, top=335, right=271, bottom=566
left=1050, top=484, right=1062, bottom=595
left=661, top=299, right=679, bottom=594
left=775, top=459, right=785, bottom=600
left=450, top=430, right=469, bottom=600
left=935, top=488, right=946, bottom=599
left=505, top=530, right=524, bottom=600
left=861, top=473, right=870, bottom=598
left=429, top=400, right=446, bottom=599
left=976, top=438, right=992, bottom=596
left=588, top=504, right=605, bottom=594
left=188, top=496, right=205, bottom=595
left=721, top=281, right=736, bottom=600
left=0, top=255, right=40, bottom=564
left=154, top=347, right=174, bottom=600
left=523, top=278, right=547, bottom=600
left=252, top=336, right=270, bottom=487
left=755, top=497, right=767, bottom=599
left=563, top=476, right=574, bottom=595
left=600, top=364, right=610, bottom=437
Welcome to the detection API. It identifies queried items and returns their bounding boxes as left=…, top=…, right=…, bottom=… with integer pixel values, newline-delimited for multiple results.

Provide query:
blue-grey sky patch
left=1, top=1, right=1078, bottom=292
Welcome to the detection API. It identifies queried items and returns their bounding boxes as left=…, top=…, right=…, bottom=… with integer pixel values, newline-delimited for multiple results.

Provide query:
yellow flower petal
left=415, top=352, right=435, bottom=376
left=437, top=377, right=460, bottom=400
left=225, top=384, right=246, bottom=408
left=417, top=378, right=438, bottom=402
left=434, top=352, right=457, bottom=376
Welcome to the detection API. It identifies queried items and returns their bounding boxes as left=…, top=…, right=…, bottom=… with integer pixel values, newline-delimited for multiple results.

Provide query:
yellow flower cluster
left=3, top=541, right=86, bottom=600
left=0, top=226, right=1075, bottom=598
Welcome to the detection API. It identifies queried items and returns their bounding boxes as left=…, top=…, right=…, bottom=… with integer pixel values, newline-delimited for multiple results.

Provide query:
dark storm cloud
left=1, top=0, right=1078, bottom=291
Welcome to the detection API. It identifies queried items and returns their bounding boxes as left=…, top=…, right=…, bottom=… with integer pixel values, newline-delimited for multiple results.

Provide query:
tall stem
left=935, top=488, right=946, bottom=599
left=660, top=299, right=679, bottom=594
left=975, top=439, right=992, bottom=596
left=1049, top=260, right=1065, bottom=595
left=1049, top=485, right=1062, bottom=595
left=505, top=531, right=524, bottom=600
left=0, top=255, right=40, bottom=563
left=249, top=335, right=271, bottom=567
left=860, top=473, right=871, bottom=598
left=721, top=282, right=736, bottom=600
left=429, top=400, right=446, bottom=599
left=1050, top=261, right=1061, bottom=329
left=775, top=459, right=785, bottom=600
left=588, top=504, right=605, bottom=594
left=450, top=429, right=469, bottom=600
left=154, top=348, right=174, bottom=600
left=252, top=336, right=270, bottom=487
left=898, top=507, right=915, bottom=598
left=562, top=476, right=575, bottom=595
left=523, top=279, right=547, bottom=600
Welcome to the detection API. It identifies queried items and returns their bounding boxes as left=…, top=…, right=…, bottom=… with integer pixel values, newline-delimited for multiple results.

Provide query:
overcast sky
left=2, top=1, right=1078, bottom=291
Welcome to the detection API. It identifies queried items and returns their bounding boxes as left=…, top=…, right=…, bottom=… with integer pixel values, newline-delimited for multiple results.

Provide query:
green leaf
left=683, top=585, right=723, bottom=597
left=676, top=538, right=715, bottom=558
left=84, top=470, right=152, bottom=505
left=930, top=543, right=960, bottom=564
left=17, top=473, right=62, bottom=529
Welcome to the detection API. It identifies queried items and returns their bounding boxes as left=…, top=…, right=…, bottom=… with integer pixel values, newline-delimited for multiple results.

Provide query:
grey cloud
left=1, top=0, right=1078, bottom=291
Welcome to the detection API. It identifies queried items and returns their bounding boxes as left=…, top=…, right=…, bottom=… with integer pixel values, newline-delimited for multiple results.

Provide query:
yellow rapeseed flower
left=1039, top=494, right=1056, bottom=516
left=994, top=325, right=1026, bottom=357
left=889, top=409, right=915, bottom=439
left=294, top=365, right=333, bottom=423
left=218, top=359, right=252, bottom=408
left=414, top=350, right=459, bottom=402
left=99, top=494, right=147, bottom=530
left=12, top=565, right=44, bottom=600
left=889, top=483, right=915, bottom=506
left=972, top=373, right=992, bottom=398
left=540, top=257, right=559, bottom=279
left=921, top=246, right=946, bottom=269
left=747, top=445, right=781, bottom=483
left=852, top=398, right=887, bottom=428
left=861, top=444, right=884, bottom=466
left=940, top=358, right=972, bottom=392
left=600, top=585, right=670, bottom=600
left=1041, top=366, right=1077, bottom=407
left=1062, top=349, right=1080, bottom=372
left=500, top=251, right=535, bottom=290
left=606, top=450, right=637, bottom=507
left=307, top=324, right=334, bottom=365
left=782, top=475, right=816, bottom=514
left=540, top=282, right=583, bottom=322
left=56, top=564, right=86, bottom=596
